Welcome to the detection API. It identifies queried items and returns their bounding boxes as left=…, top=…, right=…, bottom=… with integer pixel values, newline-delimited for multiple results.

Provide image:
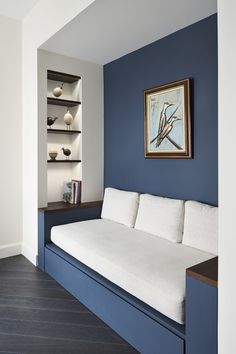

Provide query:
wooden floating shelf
left=47, top=70, right=81, bottom=84
left=47, top=129, right=81, bottom=135
left=47, top=97, right=81, bottom=107
left=47, top=159, right=81, bottom=163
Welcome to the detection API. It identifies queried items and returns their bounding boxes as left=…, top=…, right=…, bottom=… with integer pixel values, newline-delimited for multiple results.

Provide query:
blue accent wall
left=104, top=14, right=218, bottom=205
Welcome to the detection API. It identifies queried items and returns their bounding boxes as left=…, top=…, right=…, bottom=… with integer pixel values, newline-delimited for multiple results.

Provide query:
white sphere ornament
left=52, top=83, right=64, bottom=97
left=64, top=110, right=73, bottom=129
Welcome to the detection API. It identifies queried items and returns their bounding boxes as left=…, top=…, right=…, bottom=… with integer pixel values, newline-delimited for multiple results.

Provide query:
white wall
left=218, top=2, right=236, bottom=353
left=0, top=15, right=22, bottom=258
left=38, top=49, right=104, bottom=205
left=22, top=0, right=95, bottom=264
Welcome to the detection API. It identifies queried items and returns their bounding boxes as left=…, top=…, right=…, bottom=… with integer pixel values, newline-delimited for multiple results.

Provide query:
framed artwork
left=144, top=78, right=191, bottom=158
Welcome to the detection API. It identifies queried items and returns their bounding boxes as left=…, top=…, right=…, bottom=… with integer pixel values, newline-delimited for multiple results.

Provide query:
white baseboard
left=21, top=244, right=37, bottom=266
left=0, top=243, right=22, bottom=259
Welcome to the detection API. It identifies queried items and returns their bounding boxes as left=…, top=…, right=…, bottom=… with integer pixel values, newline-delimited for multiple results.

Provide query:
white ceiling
left=0, top=0, right=38, bottom=21
left=41, top=0, right=217, bottom=65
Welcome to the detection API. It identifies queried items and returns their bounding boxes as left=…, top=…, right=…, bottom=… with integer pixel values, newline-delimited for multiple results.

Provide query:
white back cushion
left=101, top=188, right=139, bottom=227
left=135, top=194, right=184, bottom=242
left=182, top=201, right=218, bottom=254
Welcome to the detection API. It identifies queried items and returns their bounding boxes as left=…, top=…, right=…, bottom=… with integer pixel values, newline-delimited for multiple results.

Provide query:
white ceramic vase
left=64, top=110, right=73, bottom=128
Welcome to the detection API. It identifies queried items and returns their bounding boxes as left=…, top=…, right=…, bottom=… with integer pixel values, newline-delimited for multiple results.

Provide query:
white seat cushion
left=101, top=187, right=139, bottom=227
left=51, top=219, right=213, bottom=324
left=182, top=201, right=218, bottom=255
left=135, top=194, right=184, bottom=242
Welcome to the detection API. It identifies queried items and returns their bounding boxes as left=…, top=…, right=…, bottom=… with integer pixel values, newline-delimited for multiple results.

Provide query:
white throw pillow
left=135, top=194, right=184, bottom=242
left=101, top=188, right=140, bottom=227
left=182, top=201, right=218, bottom=254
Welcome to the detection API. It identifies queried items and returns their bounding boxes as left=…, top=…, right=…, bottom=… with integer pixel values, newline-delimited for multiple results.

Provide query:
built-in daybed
left=38, top=188, right=218, bottom=354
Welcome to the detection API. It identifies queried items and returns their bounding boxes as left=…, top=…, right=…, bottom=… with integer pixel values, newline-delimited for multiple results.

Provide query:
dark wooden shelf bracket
left=47, top=129, right=81, bottom=135
left=47, top=159, right=81, bottom=163
left=47, top=97, right=81, bottom=107
left=47, top=70, right=81, bottom=83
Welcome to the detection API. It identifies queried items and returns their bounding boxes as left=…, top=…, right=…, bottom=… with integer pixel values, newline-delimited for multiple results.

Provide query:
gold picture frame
left=144, top=78, right=191, bottom=158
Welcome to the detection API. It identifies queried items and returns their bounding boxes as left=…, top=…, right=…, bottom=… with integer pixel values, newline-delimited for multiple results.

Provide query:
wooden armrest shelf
left=186, top=257, right=218, bottom=287
left=39, top=201, right=103, bottom=213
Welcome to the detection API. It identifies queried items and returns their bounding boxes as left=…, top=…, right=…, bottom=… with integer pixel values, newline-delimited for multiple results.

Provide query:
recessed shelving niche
left=47, top=69, right=82, bottom=203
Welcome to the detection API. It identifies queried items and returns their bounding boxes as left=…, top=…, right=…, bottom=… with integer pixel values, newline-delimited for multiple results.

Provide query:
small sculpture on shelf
left=61, top=147, right=71, bottom=160
left=52, top=82, right=64, bottom=97
left=64, top=109, right=73, bottom=130
left=47, top=116, right=58, bottom=128
left=49, top=149, right=58, bottom=160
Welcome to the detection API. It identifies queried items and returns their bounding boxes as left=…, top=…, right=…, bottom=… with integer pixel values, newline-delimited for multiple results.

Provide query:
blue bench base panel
left=45, top=245, right=185, bottom=354
left=46, top=243, right=185, bottom=338
left=186, top=275, right=218, bottom=354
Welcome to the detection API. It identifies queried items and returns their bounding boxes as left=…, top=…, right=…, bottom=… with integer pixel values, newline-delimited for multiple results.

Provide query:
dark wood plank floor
left=0, top=255, right=137, bottom=354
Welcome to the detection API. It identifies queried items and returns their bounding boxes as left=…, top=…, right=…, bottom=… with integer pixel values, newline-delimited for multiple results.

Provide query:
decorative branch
left=166, top=136, right=183, bottom=150
left=167, top=104, right=180, bottom=122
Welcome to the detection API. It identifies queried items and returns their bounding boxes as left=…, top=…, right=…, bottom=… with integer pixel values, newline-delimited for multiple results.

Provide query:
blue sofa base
left=45, top=243, right=185, bottom=354
left=39, top=203, right=217, bottom=354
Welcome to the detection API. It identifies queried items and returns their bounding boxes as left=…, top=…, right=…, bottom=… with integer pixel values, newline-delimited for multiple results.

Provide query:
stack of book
left=63, top=180, right=82, bottom=204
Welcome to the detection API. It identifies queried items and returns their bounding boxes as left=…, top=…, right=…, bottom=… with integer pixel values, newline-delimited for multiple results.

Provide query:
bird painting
left=61, top=147, right=71, bottom=160
left=144, top=78, right=191, bottom=158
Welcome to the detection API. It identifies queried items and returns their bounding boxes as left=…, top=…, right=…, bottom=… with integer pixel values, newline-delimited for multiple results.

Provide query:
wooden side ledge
left=186, top=257, right=218, bottom=288
left=39, top=201, right=103, bottom=213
